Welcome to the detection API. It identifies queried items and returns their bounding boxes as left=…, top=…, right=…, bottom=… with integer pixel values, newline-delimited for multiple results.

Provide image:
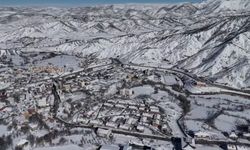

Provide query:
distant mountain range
left=0, top=0, right=249, bottom=88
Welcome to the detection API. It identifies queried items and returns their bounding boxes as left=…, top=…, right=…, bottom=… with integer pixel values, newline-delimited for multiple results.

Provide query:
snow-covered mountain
left=0, top=0, right=250, bottom=88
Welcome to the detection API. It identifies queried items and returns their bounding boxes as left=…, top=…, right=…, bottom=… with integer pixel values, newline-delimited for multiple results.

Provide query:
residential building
left=137, top=125, right=145, bottom=132
left=106, top=122, right=118, bottom=128
left=96, top=128, right=113, bottom=139
left=119, top=124, right=131, bottom=131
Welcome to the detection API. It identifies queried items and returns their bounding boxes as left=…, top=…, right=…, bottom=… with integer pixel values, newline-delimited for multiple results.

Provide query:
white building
left=162, top=124, right=169, bottom=132
left=37, top=97, right=47, bottom=107
left=127, top=117, right=138, bottom=125
left=40, top=83, right=46, bottom=92
left=142, top=113, right=153, bottom=118
left=142, top=116, right=149, bottom=124
left=137, top=125, right=145, bottom=132
left=155, top=114, right=161, bottom=120
left=77, top=118, right=90, bottom=124
left=128, top=105, right=138, bottom=110
left=227, top=144, right=237, bottom=150
left=139, top=107, right=145, bottom=111
left=115, top=104, right=126, bottom=109
left=194, top=131, right=210, bottom=139
left=106, top=122, right=118, bottom=128
left=97, top=128, right=113, bottom=139
left=120, top=88, right=134, bottom=97
left=16, top=139, right=30, bottom=150
left=86, top=110, right=95, bottom=118
left=153, top=119, right=160, bottom=127
left=229, top=131, right=238, bottom=139
left=104, top=103, right=113, bottom=107
left=119, top=124, right=131, bottom=131
left=89, top=120, right=102, bottom=126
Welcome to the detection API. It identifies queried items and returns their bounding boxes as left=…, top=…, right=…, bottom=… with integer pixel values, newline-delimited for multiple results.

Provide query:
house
left=182, top=137, right=196, bottom=150
left=63, top=84, right=71, bottom=92
left=96, top=128, right=113, bottom=139
left=143, top=69, right=150, bottom=76
left=227, top=144, right=237, bottom=150
left=71, top=87, right=79, bottom=92
left=86, top=110, right=95, bottom=118
left=16, top=139, right=30, bottom=150
left=39, top=83, right=46, bottom=92
left=92, top=105, right=100, bottom=111
left=141, top=116, right=150, bottom=124
left=120, top=88, right=134, bottom=97
left=142, top=113, right=153, bottom=118
left=126, top=117, right=138, bottom=125
left=20, top=94, right=26, bottom=101
left=115, top=104, right=126, bottom=109
left=78, top=118, right=90, bottom=124
left=154, top=114, right=161, bottom=120
left=127, top=101, right=137, bottom=106
left=243, top=133, right=250, bottom=138
left=89, top=120, right=102, bottom=126
left=111, top=116, right=121, bottom=122
left=119, top=101, right=127, bottom=105
left=104, top=103, right=113, bottom=108
left=194, top=131, right=210, bottom=139
left=106, top=122, right=118, bottom=128
left=140, top=104, right=146, bottom=108
left=229, top=131, right=238, bottom=140
left=125, top=74, right=134, bottom=82
left=150, top=106, right=160, bottom=114
left=137, top=125, right=144, bottom=132
left=139, top=107, right=145, bottom=111
left=150, top=109, right=160, bottom=114
left=37, top=97, right=47, bottom=108
left=58, top=89, right=65, bottom=100
left=162, top=124, right=169, bottom=133
left=153, top=119, right=160, bottom=127
left=150, top=106, right=158, bottom=110
left=29, top=123, right=38, bottom=131
left=128, top=105, right=138, bottom=110
left=80, top=81, right=86, bottom=87
left=119, top=124, right=131, bottom=131
left=195, top=82, right=206, bottom=87
left=63, top=102, right=71, bottom=113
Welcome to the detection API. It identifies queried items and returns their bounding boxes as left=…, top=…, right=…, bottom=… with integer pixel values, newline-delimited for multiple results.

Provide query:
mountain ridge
left=0, top=0, right=249, bottom=88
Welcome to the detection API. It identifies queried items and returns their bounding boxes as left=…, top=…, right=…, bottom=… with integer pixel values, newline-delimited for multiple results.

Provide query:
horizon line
left=0, top=1, right=205, bottom=7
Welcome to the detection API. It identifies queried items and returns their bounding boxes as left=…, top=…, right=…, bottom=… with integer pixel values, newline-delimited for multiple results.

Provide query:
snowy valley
left=0, top=0, right=250, bottom=150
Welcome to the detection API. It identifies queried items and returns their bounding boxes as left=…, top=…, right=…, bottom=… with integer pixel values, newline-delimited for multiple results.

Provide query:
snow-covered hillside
left=0, top=0, right=249, bottom=88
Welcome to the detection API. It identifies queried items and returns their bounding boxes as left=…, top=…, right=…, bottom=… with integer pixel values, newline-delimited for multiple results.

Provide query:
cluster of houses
left=0, top=81, right=57, bottom=123
left=73, top=99, right=170, bottom=136
left=30, top=66, right=65, bottom=74
left=2, top=59, right=250, bottom=150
